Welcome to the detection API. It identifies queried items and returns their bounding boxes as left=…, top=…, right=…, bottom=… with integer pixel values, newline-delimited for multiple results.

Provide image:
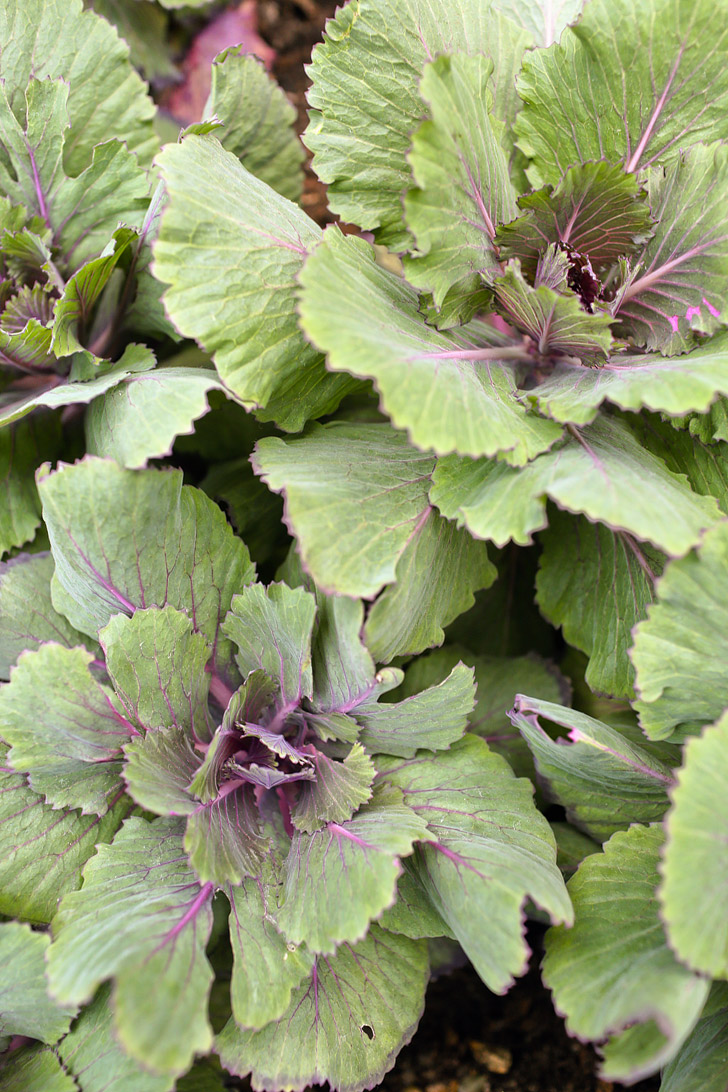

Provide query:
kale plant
left=2, top=0, right=728, bottom=1089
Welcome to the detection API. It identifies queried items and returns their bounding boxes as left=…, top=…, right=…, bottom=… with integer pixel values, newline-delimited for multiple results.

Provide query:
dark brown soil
left=237, top=7, right=664, bottom=1091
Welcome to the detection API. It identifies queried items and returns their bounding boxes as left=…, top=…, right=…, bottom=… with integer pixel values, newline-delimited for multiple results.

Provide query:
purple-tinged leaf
left=355, top=663, right=475, bottom=759
left=0, top=553, right=98, bottom=680
left=186, top=726, right=239, bottom=805
left=510, top=696, right=674, bottom=841
left=613, top=143, right=728, bottom=353
left=0, top=1045, right=77, bottom=1091
left=278, top=784, right=432, bottom=954
left=0, top=740, right=130, bottom=922
left=38, top=458, right=256, bottom=677
left=222, top=670, right=278, bottom=730
left=47, top=816, right=214, bottom=1078
left=380, top=735, right=572, bottom=993
left=236, top=763, right=315, bottom=790
left=184, top=785, right=267, bottom=885
left=228, top=879, right=314, bottom=1031
left=496, top=161, right=653, bottom=277
left=241, top=723, right=311, bottom=765
left=100, top=606, right=213, bottom=742
left=0, top=643, right=133, bottom=814
left=291, top=743, right=375, bottom=833
left=306, top=711, right=362, bottom=744
left=123, top=726, right=199, bottom=817
left=222, top=583, right=316, bottom=710
left=493, top=259, right=614, bottom=366
left=217, top=925, right=429, bottom=1092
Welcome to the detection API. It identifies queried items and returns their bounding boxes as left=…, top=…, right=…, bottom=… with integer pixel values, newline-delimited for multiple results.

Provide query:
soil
left=194, top=6, right=665, bottom=1091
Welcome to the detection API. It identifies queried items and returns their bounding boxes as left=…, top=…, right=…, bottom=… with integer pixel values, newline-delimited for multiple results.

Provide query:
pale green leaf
left=86, top=367, right=226, bottom=470
left=47, top=817, right=214, bottom=1078
left=0, top=922, right=77, bottom=1042
left=491, top=0, right=583, bottom=45
left=0, top=553, right=96, bottom=679
left=515, top=0, right=728, bottom=186
left=379, top=867, right=455, bottom=940
left=614, top=144, right=728, bottom=352
left=254, top=422, right=435, bottom=599
left=381, top=735, right=572, bottom=992
left=355, top=663, right=475, bottom=758
left=298, top=229, right=563, bottom=461
left=0, top=413, right=60, bottom=555
left=510, top=696, right=674, bottom=840
left=431, top=415, right=720, bottom=553
left=154, top=135, right=356, bottom=431
left=86, top=0, right=176, bottom=81
left=660, top=711, right=728, bottom=977
left=222, top=583, right=316, bottom=708
left=364, top=506, right=496, bottom=663
left=228, top=879, right=314, bottom=1031
left=100, top=606, right=213, bottom=739
left=543, top=825, right=709, bottom=1083
left=39, top=459, right=255, bottom=675
left=205, top=49, right=304, bottom=202
left=278, top=785, right=431, bottom=954
left=310, top=594, right=376, bottom=713
left=0, top=1047, right=76, bottom=1092
left=59, top=981, right=173, bottom=1092
left=402, top=54, right=517, bottom=322
left=217, top=925, right=429, bottom=1092
left=0, top=644, right=130, bottom=814
left=306, top=0, right=530, bottom=247
left=291, top=743, right=375, bottom=833
left=123, top=726, right=199, bottom=817
left=660, top=984, right=728, bottom=1092
left=536, top=508, right=665, bottom=699
left=632, top=521, right=728, bottom=740
left=0, top=741, right=129, bottom=923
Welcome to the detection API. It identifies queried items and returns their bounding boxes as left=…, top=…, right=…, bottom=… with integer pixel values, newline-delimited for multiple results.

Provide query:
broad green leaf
left=39, top=459, right=255, bottom=675
left=0, top=1047, right=76, bottom=1092
left=363, top=506, right=496, bottom=663
left=515, top=0, right=728, bottom=186
left=660, top=711, right=728, bottom=977
left=0, top=413, right=60, bottom=556
left=543, top=825, right=709, bottom=1083
left=0, top=922, right=77, bottom=1042
left=402, top=54, right=517, bottom=323
left=0, top=741, right=129, bottom=923
left=394, top=644, right=568, bottom=779
left=531, top=332, right=728, bottom=426
left=510, top=696, right=674, bottom=840
left=278, top=785, right=431, bottom=954
left=205, top=48, right=304, bottom=202
left=88, top=0, right=176, bottom=81
left=306, top=0, right=530, bottom=247
left=381, top=735, right=572, bottom=992
left=660, top=984, right=728, bottom=1092
left=298, top=229, right=563, bottom=461
left=59, top=982, right=173, bottom=1092
left=292, top=743, right=375, bottom=833
left=51, top=228, right=136, bottom=356
left=0, top=553, right=95, bottom=679
left=217, top=925, right=429, bottom=1092
left=228, top=880, right=314, bottom=1031
left=47, top=817, right=214, bottom=1078
left=201, top=456, right=285, bottom=566
left=632, top=522, right=728, bottom=739
left=0, top=79, right=148, bottom=274
left=0, top=343, right=155, bottom=428
left=536, top=508, right=665, bottom=699
left=0, top=321, right=57, bottom=387
left=551, top=821, right=599, bottom=876
left=491, top=0, right=583, bottom=45
left=614, top=144, right=728, bottom=352
left=123, top=726, right=199, bottom=817
left=85, top=367, right=226, bottom=469
left=430, top=414, right=720, bottom=554
left=0, top=0, right=157, bottom=174
left=254, top=422, right=435, bottom=598
left=222, top=583, right=316, bottom=709
left=310, top=594, right=376, bottom=713
left=493, top=260, right=614, bottom=366
left=185, top=787, right=267, bottom=886
left=100, top=606, right=213, bottom=739
left=379, top=866, right=455, bottom=940
left=355, top=663, right=475, bottom=758
left=495, top=161, right=653, bottom=276
left=154, top=135, right=356, bottom=431
left=0, top=644, right=130, bottom=814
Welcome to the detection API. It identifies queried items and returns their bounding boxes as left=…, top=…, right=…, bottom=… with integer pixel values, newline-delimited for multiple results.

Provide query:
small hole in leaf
left=361, top=1024, right=374, bottom=1040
